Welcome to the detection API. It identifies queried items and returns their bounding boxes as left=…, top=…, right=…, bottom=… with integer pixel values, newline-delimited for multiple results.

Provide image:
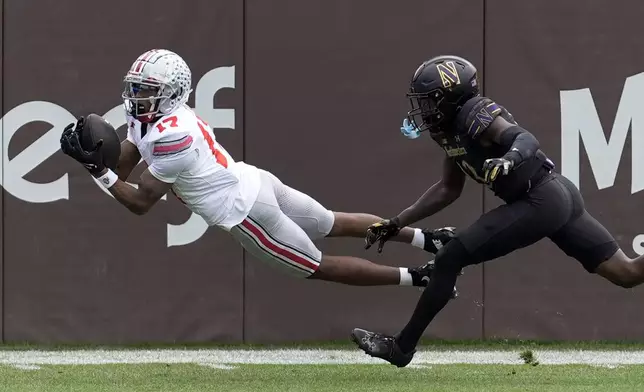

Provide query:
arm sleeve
left=500, top=125, right=540, bottom=166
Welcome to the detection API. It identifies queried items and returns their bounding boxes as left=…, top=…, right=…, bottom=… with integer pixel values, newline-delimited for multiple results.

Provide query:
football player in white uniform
left=60, top=49, right=457, bottom=291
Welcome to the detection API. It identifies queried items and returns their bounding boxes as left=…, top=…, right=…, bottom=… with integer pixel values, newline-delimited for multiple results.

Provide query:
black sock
left=397, top=268, right=459, bottom=353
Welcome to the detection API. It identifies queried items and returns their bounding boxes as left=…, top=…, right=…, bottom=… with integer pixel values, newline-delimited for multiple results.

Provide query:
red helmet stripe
left=131, top=49, right=160, bottom=74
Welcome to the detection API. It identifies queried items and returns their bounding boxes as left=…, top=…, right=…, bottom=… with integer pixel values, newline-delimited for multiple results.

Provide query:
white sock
left=411, top=228, right=425, bottom=249
left=399, top=267, right=413, bottom=286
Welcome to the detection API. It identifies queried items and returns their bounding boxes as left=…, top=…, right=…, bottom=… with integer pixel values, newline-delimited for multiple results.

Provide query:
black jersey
left=430, top=96, right=553, bottom=202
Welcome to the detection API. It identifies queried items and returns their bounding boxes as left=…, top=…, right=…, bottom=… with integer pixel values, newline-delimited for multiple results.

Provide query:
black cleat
left=409, top=259, right=460, bottom=299
left=422, top=226, right=457, bottom=254
left=351, top=328, right=415, bottom=368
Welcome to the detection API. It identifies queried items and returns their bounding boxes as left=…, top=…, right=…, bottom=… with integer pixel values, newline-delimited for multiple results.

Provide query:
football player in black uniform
left=354, top=55, right=644, bottom=367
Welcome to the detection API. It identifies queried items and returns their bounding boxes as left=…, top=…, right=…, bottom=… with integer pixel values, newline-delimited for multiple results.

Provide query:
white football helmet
left=122, top=49, right=192, bottom=122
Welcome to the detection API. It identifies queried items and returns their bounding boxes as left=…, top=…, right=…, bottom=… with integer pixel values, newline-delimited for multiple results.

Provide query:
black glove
left=365, top=217, right=401, bottom=253
left=482, top=157, right=514, bottom=183
left=60, top=117, right=106, bottom=176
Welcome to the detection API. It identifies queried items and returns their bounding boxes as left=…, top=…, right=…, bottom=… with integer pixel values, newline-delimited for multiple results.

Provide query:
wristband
left=97, top=169, right=118, bottom=189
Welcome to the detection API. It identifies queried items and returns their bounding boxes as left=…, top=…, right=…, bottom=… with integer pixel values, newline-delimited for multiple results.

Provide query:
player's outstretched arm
left=394, top=156, right=465, bottom=227
left=115, top=140, right=142, bottom=181
left=60, top=119, right=170, bottom=215
left=98, top=168, right=173, bottom=215
left=104, top=134, right=194, bottom=215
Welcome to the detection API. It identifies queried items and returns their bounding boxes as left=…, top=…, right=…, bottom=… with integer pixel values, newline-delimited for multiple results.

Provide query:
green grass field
left=1, top=341, right=644, bottom=391
left=1, top=363, right=643, bottom=392
left=6, top=338, right=644, bottom=351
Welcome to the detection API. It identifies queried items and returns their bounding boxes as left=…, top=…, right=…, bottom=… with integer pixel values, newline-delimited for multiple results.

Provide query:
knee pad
left=434, top=238, right=471, bottom=274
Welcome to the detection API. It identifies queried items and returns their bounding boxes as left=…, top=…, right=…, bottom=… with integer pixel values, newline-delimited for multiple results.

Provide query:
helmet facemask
left=406, top=88, right=448, bottom=134
left=122, top=79, right=180, bottom=123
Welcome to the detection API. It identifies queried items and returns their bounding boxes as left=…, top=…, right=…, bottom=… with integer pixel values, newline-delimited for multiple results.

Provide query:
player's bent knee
left=293, top=208, right=335, bottom=240
left=319, top=209, right=335, bottom=237
left=434, top=238, right=471, bottom=274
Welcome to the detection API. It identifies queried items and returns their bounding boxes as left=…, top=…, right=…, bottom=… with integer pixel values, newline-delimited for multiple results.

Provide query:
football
left=80, top=113, right=121, bottom=171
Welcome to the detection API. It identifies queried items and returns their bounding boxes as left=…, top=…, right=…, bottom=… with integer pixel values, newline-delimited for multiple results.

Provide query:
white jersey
left=126, top=105, right=261, bottom=230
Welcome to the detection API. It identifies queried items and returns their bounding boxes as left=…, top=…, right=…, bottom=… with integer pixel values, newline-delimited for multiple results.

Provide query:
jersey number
left=197, top=118, right=228, bottom=168
left=154, top=115, right=228, bottom=168
left=155, top=116, right=179, bottom=133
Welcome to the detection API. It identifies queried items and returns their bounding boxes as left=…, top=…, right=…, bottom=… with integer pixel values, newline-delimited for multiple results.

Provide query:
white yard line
left=1, top=349, right=644, bottom=367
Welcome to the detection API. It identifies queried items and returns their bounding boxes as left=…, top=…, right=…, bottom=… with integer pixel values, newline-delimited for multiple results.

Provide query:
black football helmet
left=406, top=55, right=479, bottom=134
